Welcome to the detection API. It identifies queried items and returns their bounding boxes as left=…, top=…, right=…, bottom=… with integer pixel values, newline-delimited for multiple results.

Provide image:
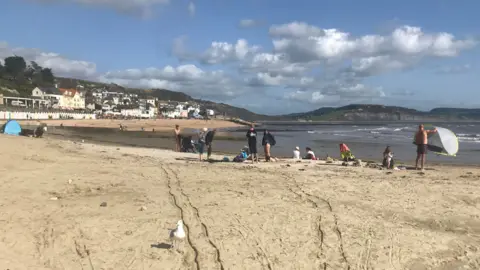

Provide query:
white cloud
left=285, top=82, right=385, bottom=105
left=0, top=41, right=96, bottom=78
left=173, top=38, right=260, bottom=64
left=390, top=26, right=475, bottom=57
left=204, top=39, right=258, bottom=64
left=239, top=19, right=260, bottom=28
left=347, top=55, right=412, bottom=77
left=98, top=64, right=246, bottom=99
left=29, top=0, right=170, bottom=17
left=246, top=72, right=286, bottom=87
left=188, top=1, right=195, bottom=16
left=240, top=52, right=308, bottom=76
left=269, top=22, right=476, bottom=64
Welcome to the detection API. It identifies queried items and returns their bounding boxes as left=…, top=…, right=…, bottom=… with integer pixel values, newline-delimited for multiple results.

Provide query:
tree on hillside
left=24, top=61, right=43, bottom=81
left=4, top=56, right=26, bottom=80
left=31, top=61, right=42, bottom=72
left=0, top=62, right=4, bottom=76
left=40, top=68, right=55, bottom=85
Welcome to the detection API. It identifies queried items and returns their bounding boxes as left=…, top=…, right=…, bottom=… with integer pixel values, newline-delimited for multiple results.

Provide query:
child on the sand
left=304, top=147, right=316, bottom=160
left=383, top=146, right=394, bottom=169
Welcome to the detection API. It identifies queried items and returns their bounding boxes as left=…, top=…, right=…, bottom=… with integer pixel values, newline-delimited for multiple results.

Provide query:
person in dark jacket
left=205, top=128, right=216, bottom=160
left=262, top=130, right=276, bottom=162
left=246, top=124, right=258, bottom=163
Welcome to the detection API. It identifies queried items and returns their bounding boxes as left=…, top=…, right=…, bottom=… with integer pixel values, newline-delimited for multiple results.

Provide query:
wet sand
left=17, top=118, right=244, bottom=131
left=1, top=134, right=480, bottom=269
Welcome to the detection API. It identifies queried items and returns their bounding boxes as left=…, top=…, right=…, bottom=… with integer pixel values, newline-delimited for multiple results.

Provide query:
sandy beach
left=16, top=119, right=244, bottom=131
left=1, top=134, right=480, bottom=269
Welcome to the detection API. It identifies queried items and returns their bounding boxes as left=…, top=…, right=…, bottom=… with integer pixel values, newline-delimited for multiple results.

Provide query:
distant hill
left=283, top=104, right=480, bottom=121
left=196, top=100, right=283, bottom=121
left=429, top=108, right=480, bottom=120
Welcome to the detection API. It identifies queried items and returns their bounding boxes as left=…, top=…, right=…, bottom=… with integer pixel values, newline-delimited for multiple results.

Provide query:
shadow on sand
left=175, top=157, right=199, bottom=162
left=151, top=242, right=172, bottom=249
left=175, top=157, right=228, bottom=163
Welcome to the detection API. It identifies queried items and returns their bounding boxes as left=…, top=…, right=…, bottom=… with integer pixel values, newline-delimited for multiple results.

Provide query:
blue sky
left=1, top=0, right=479, bottom=114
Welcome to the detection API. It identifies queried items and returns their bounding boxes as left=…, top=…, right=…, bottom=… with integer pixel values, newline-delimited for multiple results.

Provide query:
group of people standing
left=246, top=124, right=276, bottom=162
left=174, top=124, right=276, bottom=162
left=175, top=125, right=217, bottom=161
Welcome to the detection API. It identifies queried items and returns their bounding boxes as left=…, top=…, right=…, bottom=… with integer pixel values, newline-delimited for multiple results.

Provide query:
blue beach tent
left=1, top=120, right=22, bottom=136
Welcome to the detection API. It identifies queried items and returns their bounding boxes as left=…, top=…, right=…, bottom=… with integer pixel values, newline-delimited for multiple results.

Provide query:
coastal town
left=0, top=84, right=216, bottom=120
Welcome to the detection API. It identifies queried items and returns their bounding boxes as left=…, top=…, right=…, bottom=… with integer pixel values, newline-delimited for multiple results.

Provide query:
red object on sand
left=340, top=143, right=350, bottom=152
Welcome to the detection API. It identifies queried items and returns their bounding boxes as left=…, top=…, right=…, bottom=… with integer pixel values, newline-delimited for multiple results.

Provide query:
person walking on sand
left=205, top=128, right=216, bottom=160
left=246, top=124, right=258, bottom=163
left=415, top=124, right=437, bottom=171
left=262, top=130, right=276, bottom=162
left=198, top=127, right=207, bottom=161
left=174, top=125, right=181, bottom=152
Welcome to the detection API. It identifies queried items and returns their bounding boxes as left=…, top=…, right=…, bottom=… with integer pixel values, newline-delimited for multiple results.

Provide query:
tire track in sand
left=162, top=164, right=224, bottom=270
left=231, top=215, right=274, bottom=270
left=285, top=175, right=351, bottom=270
left=295, top=183, right=350, bottom=269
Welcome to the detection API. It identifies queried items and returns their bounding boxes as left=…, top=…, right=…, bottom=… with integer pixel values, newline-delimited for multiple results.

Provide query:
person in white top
left=293, top=146, right=300, bottom=159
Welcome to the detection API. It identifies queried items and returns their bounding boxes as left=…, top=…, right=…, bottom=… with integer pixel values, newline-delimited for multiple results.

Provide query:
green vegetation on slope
left=0, top=56, right=55, bottom=97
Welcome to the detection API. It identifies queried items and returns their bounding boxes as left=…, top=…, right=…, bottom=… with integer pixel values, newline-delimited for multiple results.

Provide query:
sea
left=224, top=122, right=480, bottom=165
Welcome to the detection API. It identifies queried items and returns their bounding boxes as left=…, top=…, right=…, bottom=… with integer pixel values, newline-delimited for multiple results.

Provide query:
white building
left=121, top=108, right=142, bottom=117
left=186, top=106, right=201, bottom=114
left=58, top=88, right=85, bottom=110
left=206, top=109, right=215, bottom=116
left=86, top=102, right=97, bottom=110
left=102, top=104, right=113, bottom=111
left=31, top=87, right=62, bottom=107
left=175, top=104, right=184, bottom=111
left=162, top=110, right=180, bottom=118
left=145, top=98, right=156, bottom=106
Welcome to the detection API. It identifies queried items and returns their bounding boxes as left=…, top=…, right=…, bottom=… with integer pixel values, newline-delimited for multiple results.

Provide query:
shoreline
left=44, top=128, right=478, bottom=168
left=15, top=118, right=246, bottom=131
left=9, top=120, right=477, bottom=167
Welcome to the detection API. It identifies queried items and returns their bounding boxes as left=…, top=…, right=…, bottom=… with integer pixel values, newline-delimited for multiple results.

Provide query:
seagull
left=169, top=220, right=186, bottom=250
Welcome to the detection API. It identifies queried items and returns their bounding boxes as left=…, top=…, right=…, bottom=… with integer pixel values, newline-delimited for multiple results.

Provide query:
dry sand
left=1, top=135, right=479, bottom=269
left=17, top=118, right=243, bottom=131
